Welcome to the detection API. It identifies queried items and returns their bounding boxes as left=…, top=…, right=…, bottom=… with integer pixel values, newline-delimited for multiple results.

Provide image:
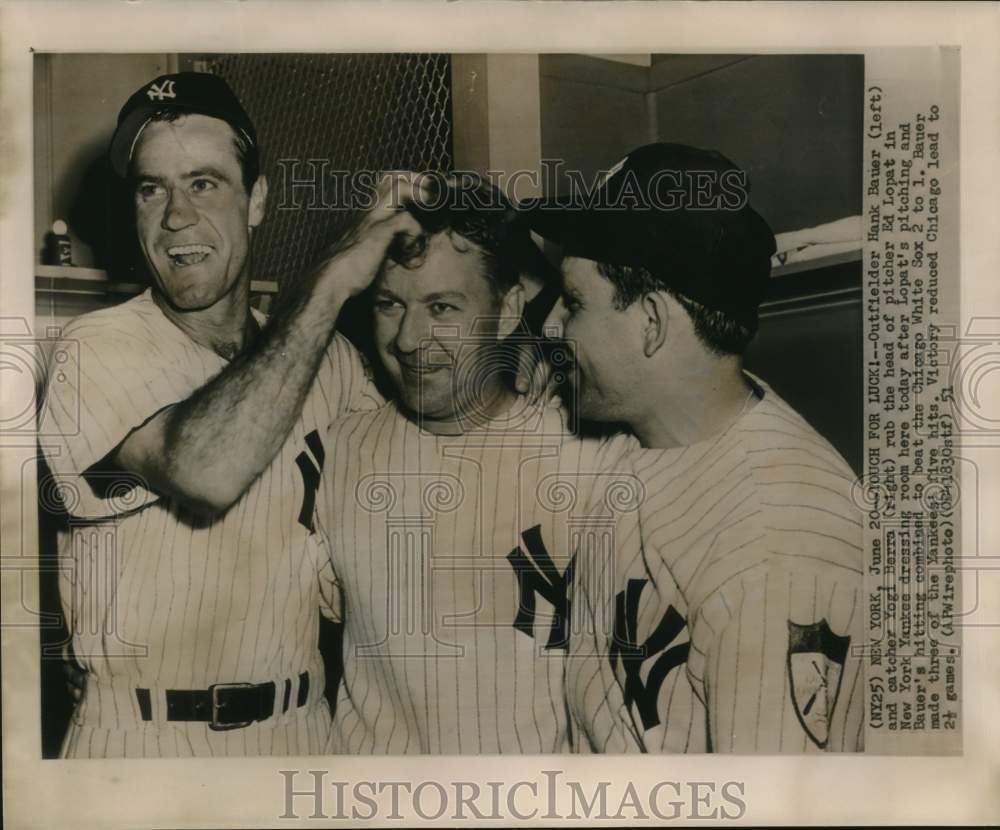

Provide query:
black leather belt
left=136, top=672, right=310, bottom=731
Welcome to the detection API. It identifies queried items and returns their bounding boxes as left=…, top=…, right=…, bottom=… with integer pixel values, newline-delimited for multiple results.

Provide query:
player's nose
left=393, top=307, right=429, bottom=355
left=162, top=187, right=198, bottom=232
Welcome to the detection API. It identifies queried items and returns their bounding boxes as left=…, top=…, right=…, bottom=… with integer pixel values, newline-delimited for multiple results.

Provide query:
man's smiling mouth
left=167, top=244, right=213, bottom=267
left=400, top=363, right=445, bottom=375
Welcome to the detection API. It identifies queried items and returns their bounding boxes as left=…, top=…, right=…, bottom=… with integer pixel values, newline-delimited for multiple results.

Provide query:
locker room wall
left=649, top=54, right=864, bottom=235
left=537, top=54, right=863, bottom=230
left=748, top=266, right=863, bottom=474
left=539, top=55, right=651, bottom=196
left=34, top=54, right=174, bottom=276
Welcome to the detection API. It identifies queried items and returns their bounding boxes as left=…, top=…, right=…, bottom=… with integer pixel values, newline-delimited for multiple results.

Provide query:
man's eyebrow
left=185, top=166, right=233, bottom=182
left=133, top=167, right=234, bottom=185
left=421, top=291, right=466, bottom=302
left=133, top=172, right=166, bottom=186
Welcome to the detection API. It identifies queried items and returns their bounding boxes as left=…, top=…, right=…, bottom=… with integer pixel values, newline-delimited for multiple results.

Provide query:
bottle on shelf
left=47, top=220, right=74, bottom=266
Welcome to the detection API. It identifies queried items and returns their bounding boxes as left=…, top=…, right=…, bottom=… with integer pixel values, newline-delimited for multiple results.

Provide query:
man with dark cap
left=525, top=143, right=865, bottom=752
left=40, top=73, right=424, bottom=757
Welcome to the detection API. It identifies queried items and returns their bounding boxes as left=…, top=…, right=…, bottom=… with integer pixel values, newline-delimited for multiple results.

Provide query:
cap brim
left=109, top=107, right=160, bottom=177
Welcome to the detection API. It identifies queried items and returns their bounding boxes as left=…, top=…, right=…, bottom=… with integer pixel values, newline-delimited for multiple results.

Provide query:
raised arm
left=115, top=177, right=424, bottom=516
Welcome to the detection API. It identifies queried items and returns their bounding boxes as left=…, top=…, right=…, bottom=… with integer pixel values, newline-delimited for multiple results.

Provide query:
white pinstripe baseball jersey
left=567, top=374, right=865, bottom=753
left=40, top=289, right=381, bottom=758
left=316, top=396, right=635, bottom=754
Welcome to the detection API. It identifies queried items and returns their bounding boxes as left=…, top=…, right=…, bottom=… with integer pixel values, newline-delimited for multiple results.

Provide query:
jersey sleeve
left=39, top=312, right=204, bottom=520
left=312, top=333, right=383, bottom=429
left=687, top=560, right=865, bottom=753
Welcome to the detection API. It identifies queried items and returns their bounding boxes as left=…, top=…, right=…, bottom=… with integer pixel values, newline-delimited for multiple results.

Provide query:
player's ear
left=641, top=291, right=669, bottom=357
left=497, top=283, right=525, bottom=339
left=248, top=175, right=269, bottom=229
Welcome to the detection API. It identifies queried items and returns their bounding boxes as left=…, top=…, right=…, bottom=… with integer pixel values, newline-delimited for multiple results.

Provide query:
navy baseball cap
left=521, top=143, right=776, bottom=328
left=109, top=72, right=257, bottom=177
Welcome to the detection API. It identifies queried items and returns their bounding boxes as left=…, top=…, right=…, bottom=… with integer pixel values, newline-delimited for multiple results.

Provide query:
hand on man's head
left=310, top=170, right=436, bottom=303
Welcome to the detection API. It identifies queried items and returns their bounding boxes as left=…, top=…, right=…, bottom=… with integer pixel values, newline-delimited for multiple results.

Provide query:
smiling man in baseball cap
left=523, top=143, right=865, bottom=753
left=524, top=141, right=777, bottom=439
left=42, top=71, right=426, bottom=758
left=115, top=73, right=268, bottom=321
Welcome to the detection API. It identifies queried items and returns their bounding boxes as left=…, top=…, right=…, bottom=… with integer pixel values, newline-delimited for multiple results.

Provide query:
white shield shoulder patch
left=787, top=619, right=851, bottom=748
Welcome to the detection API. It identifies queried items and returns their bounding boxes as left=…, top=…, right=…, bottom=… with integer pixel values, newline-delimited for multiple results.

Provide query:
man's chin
left=569, top=387, right=613, bottom=423
left=395, top=385, right=451, bottom=420
left=155, top=278, right=224, bottom=312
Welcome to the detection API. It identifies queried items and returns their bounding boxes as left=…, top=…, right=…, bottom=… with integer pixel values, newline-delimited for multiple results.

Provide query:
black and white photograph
left=1, top=2, right=997, bottom=828
left=34, top=49, right=873, bottom=761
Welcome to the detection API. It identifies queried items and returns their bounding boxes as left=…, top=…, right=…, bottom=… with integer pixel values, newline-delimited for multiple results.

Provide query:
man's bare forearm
left=168, top=281, right=349, bottom=509
left=120, top=277, right=351, bottom=514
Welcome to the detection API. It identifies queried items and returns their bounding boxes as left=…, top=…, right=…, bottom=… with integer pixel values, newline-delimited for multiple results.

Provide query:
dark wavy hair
left=382, top=175, right=541, bottom=301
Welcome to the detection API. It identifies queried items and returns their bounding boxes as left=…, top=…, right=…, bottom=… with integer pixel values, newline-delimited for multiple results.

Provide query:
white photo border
left=2, top=1, right=999, bottom=827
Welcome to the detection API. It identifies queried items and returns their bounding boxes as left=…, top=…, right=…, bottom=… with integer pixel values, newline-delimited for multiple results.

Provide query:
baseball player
left=39, top=73, right=424, bottom=757
left=315, top=180, right=636, bottom=754
left=525, top=143, right=865, bottom=753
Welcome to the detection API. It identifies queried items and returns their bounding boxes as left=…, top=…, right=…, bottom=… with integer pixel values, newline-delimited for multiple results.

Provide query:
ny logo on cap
left=146, top=80, right=177, bottom=101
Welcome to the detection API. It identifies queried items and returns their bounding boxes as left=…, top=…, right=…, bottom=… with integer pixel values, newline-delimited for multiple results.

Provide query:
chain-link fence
left=205, top=53, right=454, bottom=301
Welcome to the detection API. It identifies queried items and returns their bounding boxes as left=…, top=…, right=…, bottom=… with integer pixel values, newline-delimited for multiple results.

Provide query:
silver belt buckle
left=209, top=682, right=255, bottom=731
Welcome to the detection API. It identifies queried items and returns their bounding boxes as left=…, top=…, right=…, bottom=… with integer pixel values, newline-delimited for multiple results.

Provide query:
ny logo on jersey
left=610, top=578, right=690, bottom=731
left=294, top=430, right=325, bottom=533
left=507, top=525, right=574, bottom=651
left=146, top=79, right=177, bottom=101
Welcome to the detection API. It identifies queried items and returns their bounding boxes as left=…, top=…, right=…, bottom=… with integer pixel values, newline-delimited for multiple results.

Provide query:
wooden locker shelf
left=770, top=247, right=862, bottom=278
left=35, top=265, right=278, bottom=296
